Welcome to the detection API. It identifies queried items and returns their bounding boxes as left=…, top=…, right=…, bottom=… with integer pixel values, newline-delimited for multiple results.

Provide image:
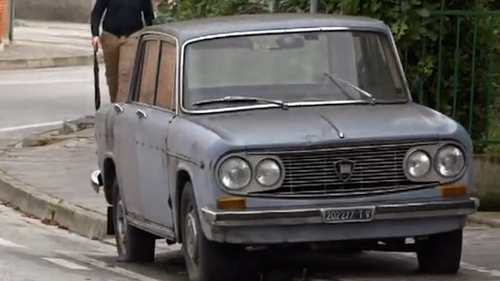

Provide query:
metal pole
left=270, top=0, right=277, bottom=13
left=310, top=0, right=317, bottom=14
left=8, top=0, right=13, bottom=42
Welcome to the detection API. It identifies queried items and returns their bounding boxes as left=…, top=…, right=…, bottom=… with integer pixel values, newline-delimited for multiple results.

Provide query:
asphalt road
left=0, top=66, right=109, bottom=144
left=0, top=199, right=498, bottom=281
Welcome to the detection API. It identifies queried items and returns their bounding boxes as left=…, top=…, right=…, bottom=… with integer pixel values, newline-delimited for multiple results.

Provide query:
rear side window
left=155, top=41, right=176, bottom=110
left=136, top=40, right=160, bottom=105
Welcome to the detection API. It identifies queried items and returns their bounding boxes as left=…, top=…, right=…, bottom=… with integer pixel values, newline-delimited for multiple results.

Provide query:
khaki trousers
left=100, top=31, right=140, bottom=103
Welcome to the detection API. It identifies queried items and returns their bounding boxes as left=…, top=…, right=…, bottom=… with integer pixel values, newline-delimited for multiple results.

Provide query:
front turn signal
left=439, top=184, right=467, bottom=197
left=216, top=196, right=246, bottom=210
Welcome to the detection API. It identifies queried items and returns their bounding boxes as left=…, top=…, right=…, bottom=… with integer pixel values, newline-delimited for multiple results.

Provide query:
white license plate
left=322, top=207, right=375, bottom=223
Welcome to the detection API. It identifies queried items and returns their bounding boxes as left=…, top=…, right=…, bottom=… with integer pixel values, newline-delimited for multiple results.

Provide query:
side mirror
left=410, top=77, right=423, bottom=100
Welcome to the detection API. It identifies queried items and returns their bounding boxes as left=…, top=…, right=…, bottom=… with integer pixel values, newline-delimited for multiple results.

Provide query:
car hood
left=188, top=103, right=458, bottom=148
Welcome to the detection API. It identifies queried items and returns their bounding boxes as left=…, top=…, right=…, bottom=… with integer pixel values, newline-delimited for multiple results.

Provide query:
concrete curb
left=0, top=168, right=108, bottom=240
left=0, top=53, right=104, bottom=70
left=0, top=116, right=108, bottom=240
left=467, top=215, right=500, bottom=228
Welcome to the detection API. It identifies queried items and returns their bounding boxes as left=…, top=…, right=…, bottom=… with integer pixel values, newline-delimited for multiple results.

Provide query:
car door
left=114, top=37, right=159, bottom=219
left=112, top=89, right=143, bottom=216
left=135, top=38, right=177, bottom=229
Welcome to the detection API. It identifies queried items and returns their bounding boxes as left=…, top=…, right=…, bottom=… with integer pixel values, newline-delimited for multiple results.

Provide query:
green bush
left=155, top=0, right=269, bottom=23
left=155, top=0, right=500, bottom=152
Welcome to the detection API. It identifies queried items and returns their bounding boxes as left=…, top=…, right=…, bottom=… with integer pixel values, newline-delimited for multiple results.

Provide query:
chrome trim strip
left=186, top=99, right=372, bottom=114
left=248, top=183, right=437, bottom=198
left=126, top=213, right=175, bottom=239
left=386, top=26, right=412, bottom=102
left=319, top=114, right=344, bottom=138
left=178, top=26, right=410, bottom=115
left=201, top=197, right=479, bottom=227
left=166, top=150, right=204, bottom=167
left=246, top=140, right=439, bottom=155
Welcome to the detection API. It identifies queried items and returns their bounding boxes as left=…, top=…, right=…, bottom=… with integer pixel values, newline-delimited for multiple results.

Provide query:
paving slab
left=0, top=20, right=103, bottom=70
left=0, top=128, right=102, bottom=213
left=0, top=43, right=102, bottom=70
left=13, top=19, right=91, bottom=50
left=0, top=127, right=108, bottom=239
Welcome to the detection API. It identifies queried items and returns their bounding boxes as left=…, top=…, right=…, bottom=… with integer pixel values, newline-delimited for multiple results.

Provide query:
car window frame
left=179, top=27, right=411, bottom=115
left=130, top=35, right=161, bottom=106
left=151, top=37, right=178, bottom=114
left=128, top=32, right=180, bottom=115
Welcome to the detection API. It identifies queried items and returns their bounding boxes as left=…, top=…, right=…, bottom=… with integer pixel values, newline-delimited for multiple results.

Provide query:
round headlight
left=255, top=159, right=281, bottom=186
left=435, top=145, right=465, bottom=178
left=218, top=157, right=251, bottom=190
left=406, top=150, right=431, bottom=177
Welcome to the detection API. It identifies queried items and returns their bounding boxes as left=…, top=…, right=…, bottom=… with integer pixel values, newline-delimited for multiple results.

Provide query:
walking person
left=90, top=0, right=155, bottom=103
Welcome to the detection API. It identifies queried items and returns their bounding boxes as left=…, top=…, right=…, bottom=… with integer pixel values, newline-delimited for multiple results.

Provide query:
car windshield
left=182, top=30, right=408, bottom=110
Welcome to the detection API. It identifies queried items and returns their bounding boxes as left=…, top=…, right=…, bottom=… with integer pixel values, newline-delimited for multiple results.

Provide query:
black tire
left=180, top=181, right=242, bottom=281
left=416, top=228, right=463, bottom=274
left=112, top=180, right=156, bottom=263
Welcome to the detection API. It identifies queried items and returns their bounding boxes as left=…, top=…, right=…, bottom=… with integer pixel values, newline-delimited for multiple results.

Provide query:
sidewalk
left=0, top=126, right=498, bottom=241
left=0, top=126, right=108, bottom=239
left=0, top=20, right=102, bottom=70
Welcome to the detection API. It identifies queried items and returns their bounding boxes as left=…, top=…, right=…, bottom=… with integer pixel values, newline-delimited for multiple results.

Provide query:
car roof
left=145, top=13, right=389, bottom=44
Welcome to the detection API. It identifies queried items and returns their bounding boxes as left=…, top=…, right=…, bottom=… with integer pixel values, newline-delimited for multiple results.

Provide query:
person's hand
left=91, top=36, right=100, bottom=50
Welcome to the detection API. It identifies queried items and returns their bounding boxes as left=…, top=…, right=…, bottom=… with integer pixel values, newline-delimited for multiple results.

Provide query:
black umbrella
left=93, top=47, right=101, bottom=111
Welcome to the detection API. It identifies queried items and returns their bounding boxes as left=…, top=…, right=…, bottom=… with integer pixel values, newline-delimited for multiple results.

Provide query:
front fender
left=170, top=160, right=206, bottom=240
left=167, top=117, right=231, bottom=241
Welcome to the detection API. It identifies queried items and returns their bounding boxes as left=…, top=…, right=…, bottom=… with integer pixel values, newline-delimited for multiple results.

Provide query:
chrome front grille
left=257, top=141, right=437, bottom=196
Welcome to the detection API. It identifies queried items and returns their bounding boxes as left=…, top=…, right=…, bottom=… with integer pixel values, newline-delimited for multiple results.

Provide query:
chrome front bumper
left=201, top=197, right=479, bottom=227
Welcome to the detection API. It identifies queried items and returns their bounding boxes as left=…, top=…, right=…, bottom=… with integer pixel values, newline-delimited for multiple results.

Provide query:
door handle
left=113, top=104, right=124, bottom=114
left=135, top=109, right=148, bottom=119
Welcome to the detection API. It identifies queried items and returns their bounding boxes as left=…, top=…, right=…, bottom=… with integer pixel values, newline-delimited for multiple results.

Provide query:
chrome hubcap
left=116, top=197, right=127, bottom=254
left=185, top=211, right=198, bottom=262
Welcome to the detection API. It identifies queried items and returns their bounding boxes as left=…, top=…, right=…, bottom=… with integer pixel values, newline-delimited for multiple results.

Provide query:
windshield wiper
left=192, top=95, right=289, bottom=110
left=324, top=72, right=376, bottom=105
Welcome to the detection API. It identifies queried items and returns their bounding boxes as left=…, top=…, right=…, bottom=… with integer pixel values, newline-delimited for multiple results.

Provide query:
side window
left=155, top=41, right=177, bottom=110
left=136, top=40, right=160, bottom=105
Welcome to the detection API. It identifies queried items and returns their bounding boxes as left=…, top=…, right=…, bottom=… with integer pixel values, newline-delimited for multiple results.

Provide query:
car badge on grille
left=334, top=160, right=356, bottom=182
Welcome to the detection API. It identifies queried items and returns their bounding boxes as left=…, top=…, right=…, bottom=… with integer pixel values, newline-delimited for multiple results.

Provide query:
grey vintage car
left=90, top=13, right=479, bottom=281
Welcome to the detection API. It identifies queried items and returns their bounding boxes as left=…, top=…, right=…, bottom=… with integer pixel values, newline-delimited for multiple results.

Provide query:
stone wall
left=473, top=155, right=500, bottom=211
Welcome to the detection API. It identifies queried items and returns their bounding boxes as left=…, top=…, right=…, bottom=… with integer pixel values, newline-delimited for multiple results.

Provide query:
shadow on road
left=89, top=247, right=495, bottom=281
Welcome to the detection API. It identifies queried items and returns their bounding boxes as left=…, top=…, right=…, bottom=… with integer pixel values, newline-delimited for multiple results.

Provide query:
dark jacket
left=91, top=0, right=155, bottom=37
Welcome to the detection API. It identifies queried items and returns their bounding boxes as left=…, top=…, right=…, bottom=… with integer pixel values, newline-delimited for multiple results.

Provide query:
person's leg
left=116, top=32, right=141, bottom=103
left=100, top=31, right=121, bottom=103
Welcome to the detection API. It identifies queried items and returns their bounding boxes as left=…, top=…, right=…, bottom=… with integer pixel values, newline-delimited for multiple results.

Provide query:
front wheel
left=416, top=228, right=463, bottom=274
left=112, top=180, right=156, bottom=263
left=180, top=181, right=242, bottom=281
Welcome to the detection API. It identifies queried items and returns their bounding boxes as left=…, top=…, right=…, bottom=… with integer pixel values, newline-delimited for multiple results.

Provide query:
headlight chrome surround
left=404, top=149, right=432, bottom=178
left=255, top=158, right=282, bottom=186
left=402, top=142, right=468, bottom=183
left=435, top=145, right=465, bottom=178
left=218, top=157, right=252, bottom=190
left=215, top=154, right=284, bottom=193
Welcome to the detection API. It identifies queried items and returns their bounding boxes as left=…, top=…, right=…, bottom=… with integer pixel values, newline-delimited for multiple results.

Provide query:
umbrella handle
left=93, top=47, right=99, bottom=68
left=93, top=47, right=101, bottom=112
